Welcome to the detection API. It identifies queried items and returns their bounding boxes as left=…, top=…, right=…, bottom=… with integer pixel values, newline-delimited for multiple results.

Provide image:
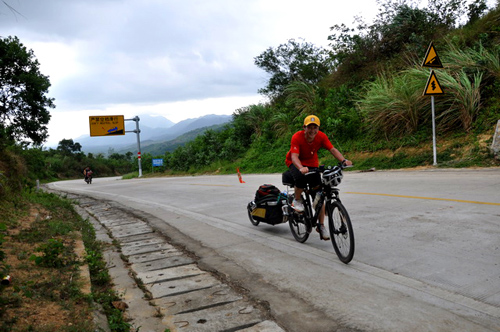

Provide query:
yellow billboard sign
left=89, top=115, right=125, bottom=137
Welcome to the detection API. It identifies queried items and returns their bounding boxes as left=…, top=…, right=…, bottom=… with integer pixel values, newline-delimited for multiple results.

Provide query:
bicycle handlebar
left=304, top=162, right=351, bottom=176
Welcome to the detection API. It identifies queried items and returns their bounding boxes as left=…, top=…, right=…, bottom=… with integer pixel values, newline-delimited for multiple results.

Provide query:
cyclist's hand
left=299, top=166, right=309, bottom=174
left=342, top=159, right=353, bottom=167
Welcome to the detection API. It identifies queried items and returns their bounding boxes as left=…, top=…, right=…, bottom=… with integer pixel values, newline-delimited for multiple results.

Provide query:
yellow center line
left=189, top=183, right=233, bottom=187
left=345, top=192, right=500, bottom=206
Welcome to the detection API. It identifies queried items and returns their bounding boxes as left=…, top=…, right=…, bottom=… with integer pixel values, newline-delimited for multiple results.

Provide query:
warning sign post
left=421, top=42, right=444, bottom=165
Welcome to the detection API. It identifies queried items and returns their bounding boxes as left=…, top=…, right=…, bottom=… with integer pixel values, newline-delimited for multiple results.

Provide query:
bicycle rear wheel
left=327, top=201, right=354, bottom=264
left=247, top=202, right=260, bottom=226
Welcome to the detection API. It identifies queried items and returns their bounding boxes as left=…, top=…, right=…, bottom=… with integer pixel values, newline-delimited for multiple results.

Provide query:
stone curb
left=69, top=193, right=286, bottom=332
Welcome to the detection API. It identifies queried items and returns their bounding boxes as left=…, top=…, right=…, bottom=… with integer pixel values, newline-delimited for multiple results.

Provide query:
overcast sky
left=2, top=0, right=382, bottom=146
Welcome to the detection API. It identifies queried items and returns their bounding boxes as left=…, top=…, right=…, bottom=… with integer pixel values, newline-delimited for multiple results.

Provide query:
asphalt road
left=47, top=168, right=500, bottom=331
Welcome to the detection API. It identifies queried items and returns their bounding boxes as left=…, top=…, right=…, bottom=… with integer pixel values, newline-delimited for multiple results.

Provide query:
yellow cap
left=304, top=115, right=320, bottom=127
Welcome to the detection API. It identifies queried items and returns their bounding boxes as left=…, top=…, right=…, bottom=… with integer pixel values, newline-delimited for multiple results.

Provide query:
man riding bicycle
left=285, top=115, right=352, bottom=240
left=83, top=166, right=93, bottom=181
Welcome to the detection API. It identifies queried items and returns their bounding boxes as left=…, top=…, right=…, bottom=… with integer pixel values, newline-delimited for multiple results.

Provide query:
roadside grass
left=346, top=132, right=497, bottom=170
left=121, top=172, right=139, bottom=179
left=0, top=190, right=131, bottom=332
left=121, top=129, right=499, bottom=178
left=232, top=131, right=499, bottom=173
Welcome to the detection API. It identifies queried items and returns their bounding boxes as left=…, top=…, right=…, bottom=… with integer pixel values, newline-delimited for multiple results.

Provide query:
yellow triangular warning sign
left=423, top=70, right=444, bottom=95
left=422, top=42, right=443, bottom=68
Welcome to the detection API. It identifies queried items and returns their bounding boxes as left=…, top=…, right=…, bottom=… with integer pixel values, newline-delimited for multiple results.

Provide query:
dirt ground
left=1, top=206, right=94, bottom=332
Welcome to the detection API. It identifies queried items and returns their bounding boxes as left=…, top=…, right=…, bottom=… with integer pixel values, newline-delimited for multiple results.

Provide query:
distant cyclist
left=83, top=166, right=93, bottom=183
left=285, top=115, right=352, bottom=240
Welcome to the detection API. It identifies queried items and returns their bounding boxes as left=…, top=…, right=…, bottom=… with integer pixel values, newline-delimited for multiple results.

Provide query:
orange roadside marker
left=237, top=168, right=245, bottom=183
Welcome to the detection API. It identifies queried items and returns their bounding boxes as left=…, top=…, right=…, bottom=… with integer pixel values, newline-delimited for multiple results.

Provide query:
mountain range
left=74, top=114, right=232, bottom=155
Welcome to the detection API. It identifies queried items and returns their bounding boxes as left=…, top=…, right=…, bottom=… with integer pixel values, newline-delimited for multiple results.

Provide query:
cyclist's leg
left=289, top=164, right=306, bottom=201
left=306, top=173, right=322, bottom=220
left=316, top=202, right=330, bottom=240
left=318, top=203, right=326, bottom=224
left=289, top=165, right=308, bottom=212
left=306, top=173, right=329, bottom=240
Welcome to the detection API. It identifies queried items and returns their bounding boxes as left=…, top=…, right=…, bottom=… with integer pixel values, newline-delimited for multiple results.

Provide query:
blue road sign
left=152, top=159, right=164, bottom=167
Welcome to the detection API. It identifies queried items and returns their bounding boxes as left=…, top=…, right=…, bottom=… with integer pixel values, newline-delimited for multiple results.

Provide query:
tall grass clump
left=358, top=71, right=429, bottom=138
left=436, top=69, right=483, bottom=132
left=284, top=81, right=320, bottom=118
left=359, top=39, right=497, bottom=139
left=445, top=42, right=500, bottom=80
left=270, top=111, right=296, bottom=138
left=233, top=104, right=271, bottom=139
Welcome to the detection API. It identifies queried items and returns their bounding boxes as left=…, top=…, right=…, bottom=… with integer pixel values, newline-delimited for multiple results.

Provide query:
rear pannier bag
left=250, top=184, right=286, bottom=225
left=254, top=184, right=281, bottom=201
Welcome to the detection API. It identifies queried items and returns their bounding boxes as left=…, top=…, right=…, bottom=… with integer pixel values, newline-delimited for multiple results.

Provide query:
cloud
left=3, top=1, right=271, bottom=105
left=1, top=0, right=381, bottom=145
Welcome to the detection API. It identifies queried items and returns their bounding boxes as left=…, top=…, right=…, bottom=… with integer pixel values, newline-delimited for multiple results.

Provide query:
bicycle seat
left=282, top=170, right=295, bottom=187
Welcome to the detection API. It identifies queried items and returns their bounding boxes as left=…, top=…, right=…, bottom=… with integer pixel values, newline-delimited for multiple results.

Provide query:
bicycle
left=282, top=164, right=355, bottom=264
left=84, top=171, right=93, bottom=184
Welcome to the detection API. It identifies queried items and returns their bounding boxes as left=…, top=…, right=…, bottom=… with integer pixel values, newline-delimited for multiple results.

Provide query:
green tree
left=254, top=39, right=332, bottom=98
left=57, top=139, right=82, bottom=155
left=0, top=36, right=55, bottom=146
left=327, top=0, right=489, bottom=86
left=466, top=0, right=488, bottom=24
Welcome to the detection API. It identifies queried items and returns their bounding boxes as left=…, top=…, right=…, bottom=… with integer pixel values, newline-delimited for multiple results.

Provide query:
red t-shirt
left=285, top=130, right=334, bottom=168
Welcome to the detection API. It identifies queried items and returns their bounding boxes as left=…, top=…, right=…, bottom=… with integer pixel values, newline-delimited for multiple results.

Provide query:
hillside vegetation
left=156, top=0, right=500, bottom=174
left=1, top=0, right=500, bottom=187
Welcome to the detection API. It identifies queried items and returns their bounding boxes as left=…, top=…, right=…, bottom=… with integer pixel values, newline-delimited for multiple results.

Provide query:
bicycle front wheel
left=288, top=212, right=309, bottom=243
left=288, top=195, right=310, bottom=243
left=327, top=201, right=354, bottom=264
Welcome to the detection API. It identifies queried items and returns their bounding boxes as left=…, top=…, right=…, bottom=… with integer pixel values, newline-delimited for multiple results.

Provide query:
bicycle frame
left=280, top=164, right=355, bottom=263
left=285, top=171, right=340, bottom=230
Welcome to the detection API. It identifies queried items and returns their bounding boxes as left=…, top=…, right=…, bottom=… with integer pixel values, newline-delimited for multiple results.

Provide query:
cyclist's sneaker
left=292, top=198, right=304, bottom=212
left=316, top=225, right=330, bottom=241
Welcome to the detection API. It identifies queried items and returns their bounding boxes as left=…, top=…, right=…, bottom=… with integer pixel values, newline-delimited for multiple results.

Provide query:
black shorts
left=289, top=164, right=321, bottom=190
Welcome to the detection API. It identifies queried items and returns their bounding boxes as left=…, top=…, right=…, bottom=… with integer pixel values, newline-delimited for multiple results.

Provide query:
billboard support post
left=89, top=115, right=142, bottom=177
left=126, top=116, right=142, bottom=177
